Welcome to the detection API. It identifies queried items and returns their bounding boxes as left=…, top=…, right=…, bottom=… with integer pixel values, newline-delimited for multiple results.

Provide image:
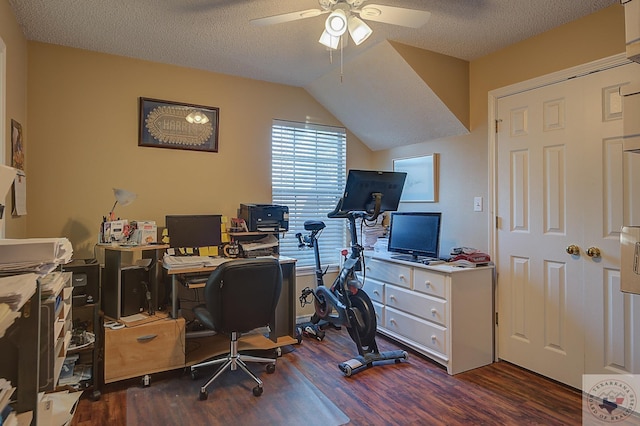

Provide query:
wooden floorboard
left=71, top=328, right=601, bottom=425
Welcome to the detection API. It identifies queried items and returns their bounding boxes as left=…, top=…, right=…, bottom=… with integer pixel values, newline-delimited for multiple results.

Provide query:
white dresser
left=360, top=252, right=494, bottom=375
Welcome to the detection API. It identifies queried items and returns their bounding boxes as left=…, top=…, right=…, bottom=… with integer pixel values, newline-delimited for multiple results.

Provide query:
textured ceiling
left=8, top=0, right=618, bottom=87
left=8, top=0, right=620, bottom=150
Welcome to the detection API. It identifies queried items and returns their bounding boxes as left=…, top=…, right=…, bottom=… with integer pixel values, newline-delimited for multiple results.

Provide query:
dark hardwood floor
left=71, top=328, right=597, bottom=425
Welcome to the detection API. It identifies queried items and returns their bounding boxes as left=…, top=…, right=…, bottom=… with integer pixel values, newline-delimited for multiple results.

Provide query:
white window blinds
left=272, top=119, right=347, bottom=267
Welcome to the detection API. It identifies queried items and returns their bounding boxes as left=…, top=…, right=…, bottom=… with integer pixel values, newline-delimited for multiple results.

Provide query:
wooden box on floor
left=104, top=317, right=185, bottom=383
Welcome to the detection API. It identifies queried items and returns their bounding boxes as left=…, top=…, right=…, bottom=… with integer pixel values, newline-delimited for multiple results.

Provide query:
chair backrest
left=203, top=257, right=282, bottom=334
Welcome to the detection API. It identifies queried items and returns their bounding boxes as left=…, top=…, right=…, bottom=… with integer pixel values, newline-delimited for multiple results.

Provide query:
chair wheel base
left=252, top=385, right=263, bottom=396
left=266, top=363, right=276, bottom=374
left=199, top=390, right=208, bottom=400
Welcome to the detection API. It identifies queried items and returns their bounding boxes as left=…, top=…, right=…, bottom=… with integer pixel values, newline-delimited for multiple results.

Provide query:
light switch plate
left=474, top=197, right=483, bottom=212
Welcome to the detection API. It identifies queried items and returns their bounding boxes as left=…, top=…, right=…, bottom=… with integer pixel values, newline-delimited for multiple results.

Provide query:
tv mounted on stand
left=387, top=212, right=442, bottom=263
left=331, top=170, right=407, bottom=220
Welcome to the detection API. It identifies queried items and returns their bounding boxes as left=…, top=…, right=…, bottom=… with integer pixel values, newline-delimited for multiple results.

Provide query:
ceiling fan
left=250, top=0, right=431, bottom=50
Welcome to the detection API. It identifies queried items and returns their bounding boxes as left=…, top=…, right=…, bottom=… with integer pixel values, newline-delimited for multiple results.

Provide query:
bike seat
left=304, top=220, right=326, bottom=231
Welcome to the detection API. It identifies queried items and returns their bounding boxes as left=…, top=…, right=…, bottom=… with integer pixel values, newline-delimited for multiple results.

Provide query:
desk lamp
left=108, top=188, right=136, bottom=221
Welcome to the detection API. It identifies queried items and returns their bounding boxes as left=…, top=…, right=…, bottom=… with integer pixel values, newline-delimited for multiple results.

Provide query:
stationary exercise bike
left=297, top=170, right=408, bottom=376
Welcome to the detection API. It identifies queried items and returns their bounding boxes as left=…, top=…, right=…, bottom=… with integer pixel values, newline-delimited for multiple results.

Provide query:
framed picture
left=139, top=98, right=219, bottom=152
left=11, top=119, right=24, bottom=170
left=393, top=154, right=439, bottom=202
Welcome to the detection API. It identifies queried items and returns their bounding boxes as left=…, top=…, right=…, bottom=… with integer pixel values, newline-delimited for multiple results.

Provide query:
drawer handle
left=431, top=308, right=437, bottom=316
left=431, top=335, right=437, bottom=343
left=425, top=281, right=431, bottom=287
left=399, top=274, right=407, bottom=281
left=373, top=290, right=380, bottom=295
left=137, top=334, right=158, bottom=342
left=389, top=318, right=397, bottom=325
left=389, top=295, right=396, bottom=301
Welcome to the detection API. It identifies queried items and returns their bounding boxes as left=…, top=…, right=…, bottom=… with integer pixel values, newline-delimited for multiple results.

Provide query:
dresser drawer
left=363, top=277, right=384, bottom=304
left=105, top=317, right=185, bottom=383
left=385, top=284, right=447, bottom=326
left=413, top=269, right=447, bottom=299
left=372, top=301, right=384, bottom=325
left=384, top=307, right=447, bottom=358
left=364, top=259, right=411, bottom=288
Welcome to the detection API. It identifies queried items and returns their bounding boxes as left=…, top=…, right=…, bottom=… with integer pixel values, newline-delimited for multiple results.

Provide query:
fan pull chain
left=340, top=35, right=344, bottom=83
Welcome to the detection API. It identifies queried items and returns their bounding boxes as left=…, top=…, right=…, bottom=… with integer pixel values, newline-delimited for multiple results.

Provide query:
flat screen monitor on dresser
left=387, top=212, right=442, bottom=262
left=165, top=215, right=222, bottom=250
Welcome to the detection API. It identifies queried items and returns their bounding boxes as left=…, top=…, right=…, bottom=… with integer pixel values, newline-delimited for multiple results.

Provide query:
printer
left=239, top=204, right=289, bottom=232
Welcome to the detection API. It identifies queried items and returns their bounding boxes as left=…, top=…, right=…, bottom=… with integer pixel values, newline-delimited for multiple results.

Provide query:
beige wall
left=372, top=4, right=626, bottom=255
left=0, top=0, right=28, bottom=237
left=22, top=42, right=371, bottom=258
left=0, top=3, right=628, bottom=316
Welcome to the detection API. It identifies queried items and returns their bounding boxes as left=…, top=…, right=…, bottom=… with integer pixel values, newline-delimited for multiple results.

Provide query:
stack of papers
left=163, top=254, right=228, bottom=270
left=0, top=273, right=37, bottom=311
left=0, top=273, right=37, bottom=336
left=0, top=303, right=20, bottom=338
left=0, top=238, right=73, bottom=274
left=38, top=272, right=67, bottom=298
left=0, top=378, right=16, bottom=414
left=239, top=234, right=279, bottom=252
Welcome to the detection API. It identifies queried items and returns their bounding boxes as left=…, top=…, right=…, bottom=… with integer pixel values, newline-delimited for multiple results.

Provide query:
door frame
left=0, top=37, right=5, bottom=238
left=487, top=53, right=631, bottom=361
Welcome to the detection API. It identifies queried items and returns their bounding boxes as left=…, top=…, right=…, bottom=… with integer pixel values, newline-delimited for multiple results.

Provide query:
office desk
left=164, top=257, right=297, bottom=345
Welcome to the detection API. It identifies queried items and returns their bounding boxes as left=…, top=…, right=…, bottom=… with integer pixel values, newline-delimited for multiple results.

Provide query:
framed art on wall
left=11, top=119, right=24, bottom=170
left=139, top=98, right=219, bottom=152
left=393, top=154, right=439, bottom=202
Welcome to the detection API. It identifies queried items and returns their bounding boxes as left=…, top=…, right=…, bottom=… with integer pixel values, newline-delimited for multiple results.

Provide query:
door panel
left=497, top=63, right=640, bottom=388
left=497, top=78, right=584, bottom=387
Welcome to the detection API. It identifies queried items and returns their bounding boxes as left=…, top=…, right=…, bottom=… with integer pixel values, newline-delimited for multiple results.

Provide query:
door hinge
left=495, top=119, right=502, bottom=133
left=495, top=312, right=499, bottom=325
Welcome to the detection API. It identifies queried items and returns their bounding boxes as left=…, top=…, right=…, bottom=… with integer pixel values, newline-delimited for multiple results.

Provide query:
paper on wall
left=12, top=170, right=27, bottom=216
left=0, top=164, right=17, bottom=201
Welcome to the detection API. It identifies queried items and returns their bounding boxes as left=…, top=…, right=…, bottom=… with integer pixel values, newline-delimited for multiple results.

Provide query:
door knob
left=566, top=244, right=580, bottom=255
left=586, top=247, right=601, bottom=258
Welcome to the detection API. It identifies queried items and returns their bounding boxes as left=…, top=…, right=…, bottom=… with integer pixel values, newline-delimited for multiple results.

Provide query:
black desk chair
left=190, top=258, right=282, bottom=400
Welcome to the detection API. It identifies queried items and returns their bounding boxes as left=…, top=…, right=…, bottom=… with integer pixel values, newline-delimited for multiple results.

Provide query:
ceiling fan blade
left=250, top=9, right=326, bottom=26
left=358, top=4, right=431, bottom=28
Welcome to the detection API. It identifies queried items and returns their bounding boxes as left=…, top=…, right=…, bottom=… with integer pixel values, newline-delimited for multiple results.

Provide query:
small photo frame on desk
left=139, top=98, right=219, bottom=152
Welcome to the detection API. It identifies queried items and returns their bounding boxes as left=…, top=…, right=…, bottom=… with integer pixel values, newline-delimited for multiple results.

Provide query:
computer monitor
left=387, top=212, right=442, bottom=262
left=338, top=170, right=407, bottom=214
left=165, top=215, right=222, bottom=249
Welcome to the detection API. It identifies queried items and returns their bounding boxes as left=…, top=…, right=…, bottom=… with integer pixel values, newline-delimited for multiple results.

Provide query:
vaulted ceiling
left=8, top=0, right=619, bottom=150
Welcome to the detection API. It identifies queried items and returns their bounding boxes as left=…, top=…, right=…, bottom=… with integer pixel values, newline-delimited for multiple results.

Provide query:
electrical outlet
left=474, top=197, right=483, bottom=212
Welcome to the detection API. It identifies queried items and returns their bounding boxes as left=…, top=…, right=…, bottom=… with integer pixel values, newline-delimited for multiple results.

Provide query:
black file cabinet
left=62, top=260, right=103, bottom=400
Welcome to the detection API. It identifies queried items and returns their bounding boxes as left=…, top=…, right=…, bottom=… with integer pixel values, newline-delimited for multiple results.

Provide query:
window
left=272, top=119, right=346, bottom=268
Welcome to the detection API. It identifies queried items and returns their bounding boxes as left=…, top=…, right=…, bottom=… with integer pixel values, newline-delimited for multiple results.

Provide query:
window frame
left=271, top=119, right=347, bottom=269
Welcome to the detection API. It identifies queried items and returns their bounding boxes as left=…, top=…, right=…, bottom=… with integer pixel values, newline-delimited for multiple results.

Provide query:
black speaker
left=121, top=267, right=147, bottom=317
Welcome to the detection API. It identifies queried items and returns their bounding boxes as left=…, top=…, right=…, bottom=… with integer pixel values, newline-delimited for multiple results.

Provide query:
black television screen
left=387, top=212, right=442, bottom=261
left=165, top=215, right=222, bottom=249
left=339, top=170, right=407, bottom=214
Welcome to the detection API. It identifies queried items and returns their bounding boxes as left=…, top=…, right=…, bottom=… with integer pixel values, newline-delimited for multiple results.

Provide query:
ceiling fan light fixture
left=325, top=9, right=348, bottom=36
left=347, top=15, right=372, bottom=45
left=319, top=29, right=340, bottom=49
